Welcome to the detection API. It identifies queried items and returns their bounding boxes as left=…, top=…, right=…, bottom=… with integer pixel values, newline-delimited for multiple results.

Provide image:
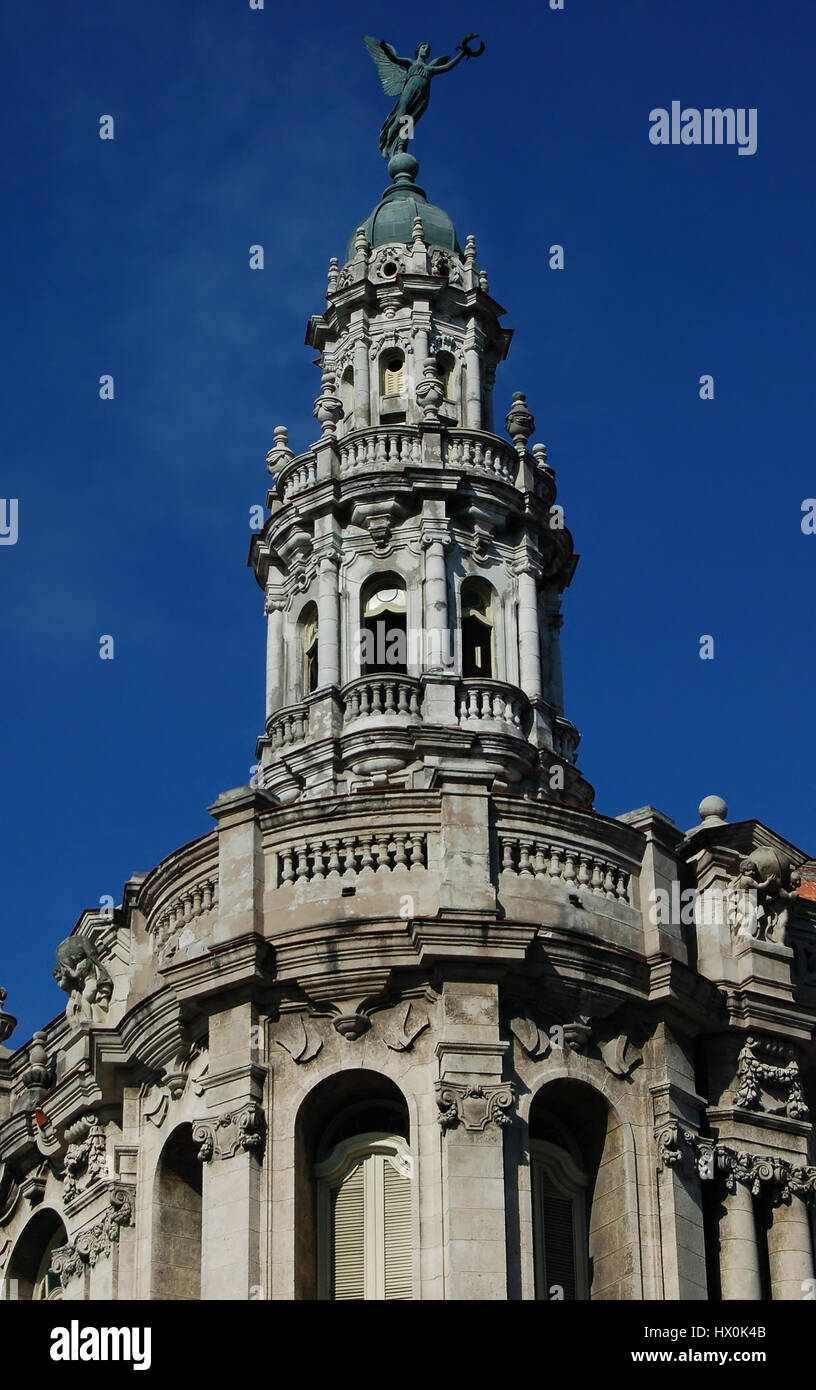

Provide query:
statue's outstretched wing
left=363, top=36, right=407, bottom=98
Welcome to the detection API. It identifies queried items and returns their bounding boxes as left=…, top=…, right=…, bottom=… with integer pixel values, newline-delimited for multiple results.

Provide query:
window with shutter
left=531, top=1138, right=589, bottom=1301
left=316, top=1133, right=413, bottom=1301
left=331, top=1162, right=366, bottom=1300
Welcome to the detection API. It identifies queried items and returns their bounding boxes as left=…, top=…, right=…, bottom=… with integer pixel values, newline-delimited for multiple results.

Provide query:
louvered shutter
left=536, top=1168, right=577, bottom=1300
left=382, top=1158, right=412, bottom=1300
left=331, top=1162, right=366, bottom=1300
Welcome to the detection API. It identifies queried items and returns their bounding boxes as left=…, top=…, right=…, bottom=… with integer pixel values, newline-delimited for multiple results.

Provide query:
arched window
left=461, top=581, right=493, bottom=678
left=340, top=367, right=355, bottom=422
left=530, top=1122, right=589, bottom=1301
left=360, top=579, right=407, bottom=676
left=380, top=351, right=405, bottom=398
left=300, top=602, right=318, bottom=695
left=314, top=1097, right=412, bottom=1301
left=295, top=1072, right=412, bottom=1300
left=151, top=1124, right=202, bottom=1300
left=6, top=1209, right=67, bottom=1300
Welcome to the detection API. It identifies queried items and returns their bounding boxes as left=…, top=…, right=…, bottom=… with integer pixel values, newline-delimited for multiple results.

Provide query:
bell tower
left=250, top=148, right=592, bottom=809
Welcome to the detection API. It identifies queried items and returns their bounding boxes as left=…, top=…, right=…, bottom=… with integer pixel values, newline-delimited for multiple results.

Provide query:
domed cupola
left=346, top=153, right=461, bottom=261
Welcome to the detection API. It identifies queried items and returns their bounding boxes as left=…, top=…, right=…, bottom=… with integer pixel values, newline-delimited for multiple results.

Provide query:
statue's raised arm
left=363, top=34, right=485, bottom=160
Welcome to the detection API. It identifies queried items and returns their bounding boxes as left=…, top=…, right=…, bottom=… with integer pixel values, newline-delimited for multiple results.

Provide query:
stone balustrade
left=279, top=453, right=317, bottom=502
left=552, top=717, right=580, bottom=766
left=278, top=830, right=427, bottom=885
left=276, top=425, right=520, bottom=498
left=267, top=701, right=310, bottom=748
left=342, top=675, right=423, bottom=722
left=444, top=430, right=517, bottom=484
left=149, top=875, right=219, bottom=961
left=499, top=836, right=631, bottom=904
left=339, top=428, right=421, bottom=474
left=457, top=679, right=526, bottom=730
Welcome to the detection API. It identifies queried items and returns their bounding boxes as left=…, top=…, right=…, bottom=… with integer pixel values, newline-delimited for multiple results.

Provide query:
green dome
left=346, top=153, right=460, bottom=262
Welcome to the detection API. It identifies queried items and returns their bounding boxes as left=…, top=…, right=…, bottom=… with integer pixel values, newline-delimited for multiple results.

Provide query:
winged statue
left=363, top=34, right=485, bottom=160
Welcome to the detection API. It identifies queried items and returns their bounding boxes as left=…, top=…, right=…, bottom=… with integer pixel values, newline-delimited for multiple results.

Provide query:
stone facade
left=2, top=151, right=815, bottom=1303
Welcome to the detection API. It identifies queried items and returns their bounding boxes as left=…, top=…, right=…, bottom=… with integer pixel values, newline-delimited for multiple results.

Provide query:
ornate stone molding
left=274, top=1014, right=323, bottom=1064
left=654, top=1123, right=816, bottom=1205
left=733, top=1036, right=809, bottom=1119
left=509, top=1010, right=642, bottom=1078
left=50, top=1188, right=134, bottom=1287
left=63, top=1114, right=108, bottom=1205
left=435, top=1081, right=515, bottom=1132
left=193, top=1103, right=265, bottom=1162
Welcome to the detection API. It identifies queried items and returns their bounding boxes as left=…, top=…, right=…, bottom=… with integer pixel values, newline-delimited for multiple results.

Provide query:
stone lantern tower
left=250, top=149, right=592, bottom=813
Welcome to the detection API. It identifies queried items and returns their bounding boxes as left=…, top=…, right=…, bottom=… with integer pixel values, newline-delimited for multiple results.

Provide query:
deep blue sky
left=2, top=0, right=813, bottom=1042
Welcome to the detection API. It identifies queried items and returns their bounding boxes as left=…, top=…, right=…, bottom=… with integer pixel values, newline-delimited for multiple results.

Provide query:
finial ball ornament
left=698, top=795, right=728, bottom=824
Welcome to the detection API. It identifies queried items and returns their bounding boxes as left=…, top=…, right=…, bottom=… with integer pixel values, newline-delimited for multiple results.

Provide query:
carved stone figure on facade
left=53, top=935, right=113, bottom=1026
left=364, top=34, right=485, bottom=160
left=726, top=848, right=801, bottom=947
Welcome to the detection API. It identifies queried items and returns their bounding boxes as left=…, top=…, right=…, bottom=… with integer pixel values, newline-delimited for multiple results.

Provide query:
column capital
left=435, top=1080, right=515, bottom=1133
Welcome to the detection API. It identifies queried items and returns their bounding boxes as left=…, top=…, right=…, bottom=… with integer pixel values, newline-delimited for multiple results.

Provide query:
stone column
left=353, top=335, right=370, bottom=427
left=465, top=321, right=482, bottom=429
left=265, top=600, right=285, bottom=718
left=719, top=1180, right=762, bottom=1300
left=516, top=565, right=542, bottom=700
left=436, top=983, right=510, bottom=1300
left=767, top=1194, right=814, bottom=1300
left=317, top=551, right=341, bottom=689
left=423, top=538, right=449, bottom=671
left=196, top=1004, right=266, bottom=1301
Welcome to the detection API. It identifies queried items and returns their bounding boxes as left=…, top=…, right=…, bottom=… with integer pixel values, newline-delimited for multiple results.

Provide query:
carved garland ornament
left=63, top=1114, right=108, bottom=1205
left=733, top=1036, right=809, bottom=1119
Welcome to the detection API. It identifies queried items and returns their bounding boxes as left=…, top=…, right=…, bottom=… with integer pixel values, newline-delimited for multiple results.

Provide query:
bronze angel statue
left=363, top=34, right=485, bottom=160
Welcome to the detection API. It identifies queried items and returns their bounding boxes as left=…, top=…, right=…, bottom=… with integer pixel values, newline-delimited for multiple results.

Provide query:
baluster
left=281, top=850, right=296, bottom=885
left=202, top=882, right=213, bottom=910
left=549, top=845, right=564, bottom=883
left=500, top=838, right=515, bottom=873
left=468, top=688, right=479, bottom=719
left=342, top=837, right=358, bottom=877
left=295, top=845, right=310, bottom=881
left=359, top=834, right=374, bottom=871
left=492, top=692, right=504, bottom=719
left=397, top=682, right=409, bottom=714
left=326, top=840, right=342, bottom=876
left=384, top=682, right=396, bottom=713
left=409, top=686, right=420, bottom=717
left=616, top=869, right=629, bottom=902
left=348, top=689, right=360, bottom=720
left=518, top=841, right=534, bottom=876
left=563, top=851, right=577, bottom=888
left=371, top=682, right=383, bottom=715
left=411, top=435, right=422, bottom=464
left=393, top=834, right=408, bottom=868
left=310, top=842, right=326, bottom=880
left=590, top=861, right=604, bottom=894
left=375, top=432, right=387, bottom=464
left=359, top=683, right=370, bottom=717
left=192, top=886, right=202, bottom=917
left=533, top=842, right=548, bottom=877
left=576, top=855, right=591, bottom=891
left=473, top=439, right=484, bottom=467
left=604, top=864, right=617, bottom=898
left=412, top=835, right=426, bottom=868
